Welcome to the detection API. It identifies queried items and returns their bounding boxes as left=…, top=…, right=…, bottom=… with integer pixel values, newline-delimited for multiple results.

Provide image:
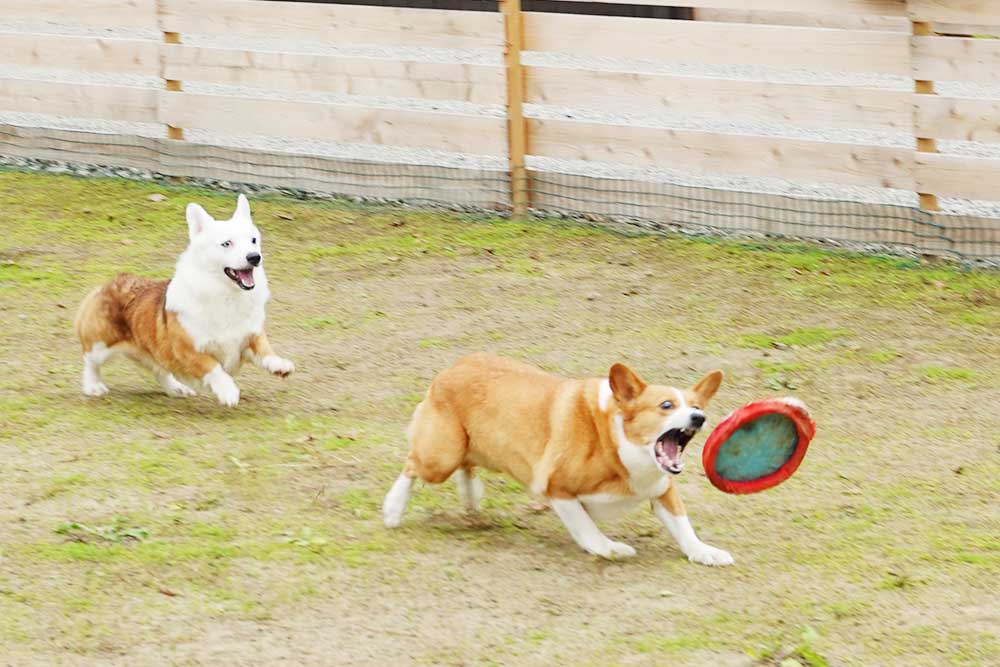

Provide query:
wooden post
left=500, top=0, right=529, bottom=217
left=912, top=20, right=938, bottom=211
left=161, top=23, right=184, bottom=141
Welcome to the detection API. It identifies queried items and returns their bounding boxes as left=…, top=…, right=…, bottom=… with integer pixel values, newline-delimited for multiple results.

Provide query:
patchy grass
left=0, top=171, right=998, bottom=666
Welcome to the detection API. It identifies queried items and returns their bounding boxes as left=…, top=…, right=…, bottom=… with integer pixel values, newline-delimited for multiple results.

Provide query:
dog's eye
left=660, top=401, right=674, bottom=410
left=251, top=237, right=257, bottom=244
left=221, top=241, right=231, bottom=248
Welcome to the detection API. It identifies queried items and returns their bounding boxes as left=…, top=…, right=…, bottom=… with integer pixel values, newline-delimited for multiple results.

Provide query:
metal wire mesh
left=1, top=124, right=998, bottom=264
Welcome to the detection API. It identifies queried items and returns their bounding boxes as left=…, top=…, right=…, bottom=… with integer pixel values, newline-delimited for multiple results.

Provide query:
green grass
left=1, top=171, right=998, bottom=666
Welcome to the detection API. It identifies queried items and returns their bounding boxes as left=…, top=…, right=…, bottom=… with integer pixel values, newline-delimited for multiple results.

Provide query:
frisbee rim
left=702, top=399, right=816, bottom=494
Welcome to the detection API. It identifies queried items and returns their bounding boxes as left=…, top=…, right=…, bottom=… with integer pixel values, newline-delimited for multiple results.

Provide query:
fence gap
left=159, top=0, right=184, bottom=143
left=911, top=19, right=939, bottom=212
left=500, top=0, right=529, bottom=217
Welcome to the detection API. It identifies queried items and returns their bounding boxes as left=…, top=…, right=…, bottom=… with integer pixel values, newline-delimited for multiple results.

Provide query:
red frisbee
left=702, top=398, right=816, bottom=494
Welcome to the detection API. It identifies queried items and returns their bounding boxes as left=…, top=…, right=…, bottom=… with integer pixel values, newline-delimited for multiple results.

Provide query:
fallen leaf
left=147, top=194, right=167, bottom=202
left=157, top=586, right=179, bottom=597
left=277, top=213, right=294, bottom=221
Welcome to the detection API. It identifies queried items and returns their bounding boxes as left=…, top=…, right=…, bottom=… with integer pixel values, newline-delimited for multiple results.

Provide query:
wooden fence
left=2, top=0, right=1000, bottom=259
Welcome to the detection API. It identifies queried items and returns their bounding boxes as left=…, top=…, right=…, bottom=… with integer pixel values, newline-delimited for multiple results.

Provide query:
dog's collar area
left=224, top=267, right=256, bottom=290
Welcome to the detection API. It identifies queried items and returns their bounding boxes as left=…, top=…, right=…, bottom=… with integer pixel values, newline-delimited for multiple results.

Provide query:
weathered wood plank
left=158, top=92, right=507, bottom=156
left=528, top=118, right=913, bottom=189
left=912, top=35, right=1000, bottom=84
left=915, top=152, right=1000, bottom=200
left=909, top=1, right=1000, bottom=25
left=0, top=78, right=158, bottom=122
left=0, top=0, right=155, bottom=28
left=0, top=32, right=159, bottom=75
left=526, top=67, right=911, bottom=132
left=159, top=0, right=503, bottom=50
left=549, top=0, right=906, bottom=14
left=916, top=95, right=1000, bottom=143
left=524, top=14, right=910, bottom=74
left=163, top=45, right=504, bottom=103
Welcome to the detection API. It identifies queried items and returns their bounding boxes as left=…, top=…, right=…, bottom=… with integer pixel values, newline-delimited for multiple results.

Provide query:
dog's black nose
left=690, top=412, right=706, bottom=428
left=246, top=252, right=261, bottom=266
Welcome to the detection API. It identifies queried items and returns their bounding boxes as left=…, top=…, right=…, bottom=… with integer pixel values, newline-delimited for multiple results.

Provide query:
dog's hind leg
left=81, top=342, right=113, bottom=397
left=383, top=397, right=468, bottom=527
left=383, top=470, right=415, bottom=528
left=155, top=369, right=197, bottom=398
left=454, top=467, right=484, bottom=513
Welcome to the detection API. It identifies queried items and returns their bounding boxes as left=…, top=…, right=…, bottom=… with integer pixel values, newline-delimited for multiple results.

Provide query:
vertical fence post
left=911, top=19, right=939, bottom=212
left=158, top=0, right=184, bottom=142
left=500, top=0, right=529, bottom=217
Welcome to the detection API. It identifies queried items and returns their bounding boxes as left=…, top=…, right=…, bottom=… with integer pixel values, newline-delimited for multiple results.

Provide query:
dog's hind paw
left=82, top=381, right=109, bottom=397
left=686, top=542, right=734, bottom=567
left=262, top=355, right=294, bottom=378
left=590, top=540, right=637, bottom=560
left=160, top=374, right=197, bottom=398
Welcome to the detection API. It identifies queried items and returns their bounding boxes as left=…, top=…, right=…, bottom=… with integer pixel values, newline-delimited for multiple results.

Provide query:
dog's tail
left=73, top=284, right=105, bottom=347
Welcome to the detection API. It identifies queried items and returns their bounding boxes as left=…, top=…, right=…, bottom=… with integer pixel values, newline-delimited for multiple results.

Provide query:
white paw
left=82, top=381, right=109, bottom=397
left=588, top=540, right=637, bottom=559
left=383, top=507, right=403, bottom=528
left=686, top=542, right=734, bottom=567
left=262, top=355, right=294, bottom=377
left=213, top=381, right=240, bottom=407
left=164, top=378, right=197, bottom=398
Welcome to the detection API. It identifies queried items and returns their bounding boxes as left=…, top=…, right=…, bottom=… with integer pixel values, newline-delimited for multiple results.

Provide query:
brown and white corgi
left=383, top=354, right=733, bottom=565
left=73, top=194, right=293, bottom=406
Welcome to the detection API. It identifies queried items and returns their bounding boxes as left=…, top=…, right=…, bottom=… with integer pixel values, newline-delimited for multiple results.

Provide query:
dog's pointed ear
left=609, top=363, right=647, bottom=404
left=691, top=370, right=723, bottom=406
left=186, top=203, right=214, bottom=240
left=234, top=193, right=251, bottom=219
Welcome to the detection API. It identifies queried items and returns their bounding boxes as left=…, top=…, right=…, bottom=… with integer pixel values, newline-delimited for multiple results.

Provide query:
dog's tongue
left=656, top=438, right=683, bottom=474
left=234, top=268, right=255, bottom=288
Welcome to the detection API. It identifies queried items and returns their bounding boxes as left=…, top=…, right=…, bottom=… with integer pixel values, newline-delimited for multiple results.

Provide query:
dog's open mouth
left=654, top=428, right=696, bottom=475
left=224, top=267, right=255, bottom=290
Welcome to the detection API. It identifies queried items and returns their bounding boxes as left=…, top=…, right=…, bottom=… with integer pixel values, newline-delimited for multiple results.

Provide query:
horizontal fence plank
left=912, top=35, right=1000, bottom=84
left=159, top=92, right=507, bottom=156
left=0, top=78, right=158, bottom=122
left=542, top=0, right=907, bottom=15
left=0, top=0, right=154, bottom=28
left=915, top=152, right=1000, bottom=200
left=526, top=67, right=911, bottom=132
left=916, top=96, right=1000, bottom=143
left=159, top=0, right=503, bottom=50
left=164, top=45, right=505, bottom=103
left=909, top=0, right=1000, bottom=25
left=0, top=32, right=159, bottom=75
left=524, top=14, right=909, bottom=74
left=528, top=118, right=913, bottom=189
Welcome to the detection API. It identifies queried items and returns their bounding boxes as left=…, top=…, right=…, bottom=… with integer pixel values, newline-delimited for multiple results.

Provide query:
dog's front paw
left=82, top=381, right=109, bottom=397
left=589, top=540, right=637, bottom=560
left=213, top=381, right=240, bottom=407
left=686, top=542, right=734, bottom=567
left=262, top=355, right=294, bottom=378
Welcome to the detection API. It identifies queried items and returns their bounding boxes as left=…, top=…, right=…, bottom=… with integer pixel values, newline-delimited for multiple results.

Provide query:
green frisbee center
left=714, top=413, right=799, bottom=482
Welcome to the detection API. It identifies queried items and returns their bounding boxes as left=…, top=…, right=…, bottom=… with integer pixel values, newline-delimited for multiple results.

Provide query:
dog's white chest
left=579, top=476, right=671, bottom=522
left=167, top=280, right=267, bottom=375
left=579, top=493, right=645, bottom=521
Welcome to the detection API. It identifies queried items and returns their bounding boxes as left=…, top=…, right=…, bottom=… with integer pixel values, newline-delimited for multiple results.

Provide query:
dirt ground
left=1, top=171, right=998, bottom=667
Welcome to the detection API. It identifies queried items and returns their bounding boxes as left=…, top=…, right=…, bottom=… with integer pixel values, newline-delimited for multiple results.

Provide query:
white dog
left=74, top=194, right=293, bottom=406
